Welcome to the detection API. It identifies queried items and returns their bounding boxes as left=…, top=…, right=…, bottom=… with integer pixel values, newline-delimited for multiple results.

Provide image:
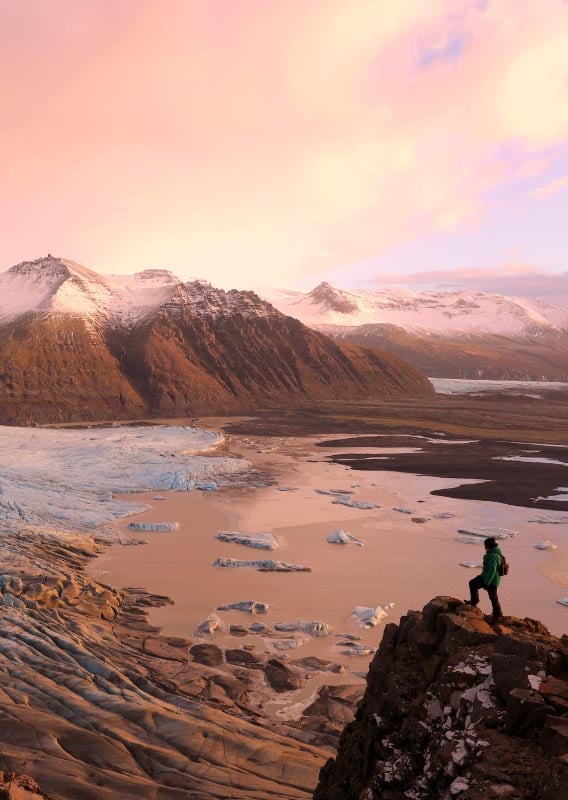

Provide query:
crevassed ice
left=0, top=425, right=249, bottom=532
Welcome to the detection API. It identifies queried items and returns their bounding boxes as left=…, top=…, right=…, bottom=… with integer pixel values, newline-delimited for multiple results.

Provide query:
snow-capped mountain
left=259, top=282, right=568, bottom=337
left=257, top=282, right=568, bottom=381
left=0, top=257, right=430, bottom=424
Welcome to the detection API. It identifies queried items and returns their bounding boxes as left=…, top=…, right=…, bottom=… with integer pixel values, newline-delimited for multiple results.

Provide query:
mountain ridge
left=0, top=256, right=431, bottom=424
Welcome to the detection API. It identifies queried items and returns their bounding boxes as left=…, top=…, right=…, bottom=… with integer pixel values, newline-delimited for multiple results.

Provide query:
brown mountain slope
left=328, top=323, right=568, bottom=381
left=0, top=314, right=146, bottom=423
left=0, top=306, right=431, bottom=425
left=111, top=306, right=433, bottom=418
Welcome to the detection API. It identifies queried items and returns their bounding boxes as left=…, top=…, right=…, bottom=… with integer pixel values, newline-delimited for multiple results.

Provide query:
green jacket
left=482, top=547, right=502, bottom=587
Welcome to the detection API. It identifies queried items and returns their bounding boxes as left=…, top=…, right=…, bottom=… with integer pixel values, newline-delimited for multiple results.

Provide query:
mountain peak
left=8, top=255, right=72, bottom=280
left=308, top=282, right=359, bottom=314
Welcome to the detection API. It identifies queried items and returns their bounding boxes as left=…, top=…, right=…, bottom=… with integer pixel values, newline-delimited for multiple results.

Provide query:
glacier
left=0, top=425, right=249, bottom=534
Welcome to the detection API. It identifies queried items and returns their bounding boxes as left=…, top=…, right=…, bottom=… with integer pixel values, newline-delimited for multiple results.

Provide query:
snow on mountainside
left=259, top=282, right=568, bottom=337
left=0, top=256, right=278, bottom=325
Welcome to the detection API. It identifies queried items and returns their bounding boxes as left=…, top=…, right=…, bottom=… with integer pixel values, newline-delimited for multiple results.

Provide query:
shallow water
left=90, top=430, right=568, bottom=716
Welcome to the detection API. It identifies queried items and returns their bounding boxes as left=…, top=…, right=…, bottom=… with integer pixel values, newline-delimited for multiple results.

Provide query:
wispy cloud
left=531, top=173, right=568, bottom=200
left=0, top=1, right=567, bottom=287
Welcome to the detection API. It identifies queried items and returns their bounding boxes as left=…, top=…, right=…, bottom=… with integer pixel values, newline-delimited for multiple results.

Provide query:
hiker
left=465, top=536, right=503, bottom=621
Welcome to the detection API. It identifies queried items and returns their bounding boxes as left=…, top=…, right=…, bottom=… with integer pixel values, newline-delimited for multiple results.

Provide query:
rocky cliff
left=314, top=597, right=568, bottom=800
left=0, top=257, right=432, bottom=424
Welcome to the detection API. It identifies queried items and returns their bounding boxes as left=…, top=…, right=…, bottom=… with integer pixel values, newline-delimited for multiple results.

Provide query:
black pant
left=469, top=575, right=502, bottom=618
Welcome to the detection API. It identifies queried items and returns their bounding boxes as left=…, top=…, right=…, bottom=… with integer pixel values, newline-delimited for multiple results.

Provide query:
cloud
left=531, top=174, right=568, bottom=201
left=0, top=1, right=568, bottom=287
left=372, top=264, right=568, bottom=306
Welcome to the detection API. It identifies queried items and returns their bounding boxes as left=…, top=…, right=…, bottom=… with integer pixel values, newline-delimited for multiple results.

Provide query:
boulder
left=264, top=659, right=302, bottom=692
left=189, top=643, right=224, bottom=667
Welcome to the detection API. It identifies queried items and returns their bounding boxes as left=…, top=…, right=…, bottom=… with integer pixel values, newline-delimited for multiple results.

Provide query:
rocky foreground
left=0, top=529, right=357, bottom=800
left=315, top=596, right=568, bottom=800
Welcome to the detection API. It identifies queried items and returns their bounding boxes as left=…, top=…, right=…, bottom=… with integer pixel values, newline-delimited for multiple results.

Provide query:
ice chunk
left=432, top=512, right=455, bottom=519
left=327, top=529, right=365, bottom=546
left=274, top=620, right=334, bottom=637
left=459, top=560, right=483, bottom=568
left=529, top=515, right=568, bottom=524
left=557, top=598, right=568, bottom=607
left=196, top=480, right=218, bottom=491
left=343, top=644, right=377, bottom=656
left=277, top=486, right=299, bottom=492
left=217, top=600, right=269, bottom=614
left=128, top=521, right=179, bottom=531
left=332, top=495, right=379, bottom=509
left=213, top=557, right=311, bottom=572
left=353, top=603, right=394, bottom=627
left=194, top=613, right=224, bottom=637
left=393, top=507, right=413, bottom=514
left=215, top=531, right=278, bottom=550
left=457, top=527, right=518, bottom=540
left=153, top=495, right=167, bottom=501
left=270, top=639, right=305, bottom=651
left=534, top=540, right=557, bottom=550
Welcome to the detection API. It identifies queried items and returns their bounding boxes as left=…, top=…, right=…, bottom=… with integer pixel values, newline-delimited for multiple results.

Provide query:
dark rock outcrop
left=314, top=596, right=568, bottom=800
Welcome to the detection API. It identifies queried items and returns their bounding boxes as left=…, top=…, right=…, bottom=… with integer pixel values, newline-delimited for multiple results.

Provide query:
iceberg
left=457, top=527, right=518, bottom=540
left=217, top=600, right=269, bottom=614
left=215, top=531, right=278, bottom=550
left=534, top=540, right=557, bottom=550
left=327, top=529, right=365, bottom=546
left=332, top=496, right=379, bottom=509
left=274, top=620, right=334, bottom=637
left=128, top=521, right=179, bottom=531
left=213, top=557, right=311, bottom=572
left=353, top=604, right=394, bottom=627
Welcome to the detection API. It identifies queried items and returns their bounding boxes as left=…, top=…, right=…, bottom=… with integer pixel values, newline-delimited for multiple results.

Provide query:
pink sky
left=1, top=0, right=568, bottom=297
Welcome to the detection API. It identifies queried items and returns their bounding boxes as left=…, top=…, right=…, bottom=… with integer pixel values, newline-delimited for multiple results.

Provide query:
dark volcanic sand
left=318, top=437, right=568, bottom=511
left=225, top=395, right=568, bottom=510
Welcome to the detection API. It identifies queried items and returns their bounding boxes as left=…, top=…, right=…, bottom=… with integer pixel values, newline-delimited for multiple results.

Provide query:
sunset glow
left=1, top=1, right=568, bottom=295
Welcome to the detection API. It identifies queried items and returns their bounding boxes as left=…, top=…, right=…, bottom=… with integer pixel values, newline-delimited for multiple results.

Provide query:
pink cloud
left=531, top=174, right=568, bottom=201
left=0, top=1, right=568, bottom=287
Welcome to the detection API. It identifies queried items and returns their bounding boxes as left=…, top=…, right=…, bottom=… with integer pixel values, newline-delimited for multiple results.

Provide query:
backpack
left=498, top=554, right=509, bottom=577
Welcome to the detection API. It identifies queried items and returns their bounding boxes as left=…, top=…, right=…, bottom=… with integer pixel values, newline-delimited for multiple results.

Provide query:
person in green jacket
left=465, top=537, right=503, bottom=621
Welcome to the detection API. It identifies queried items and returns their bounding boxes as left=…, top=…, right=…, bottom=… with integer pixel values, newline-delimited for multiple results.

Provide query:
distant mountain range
left=0, top=257, right=430, bottom=424
left=259, top=283, right=568, bottom=381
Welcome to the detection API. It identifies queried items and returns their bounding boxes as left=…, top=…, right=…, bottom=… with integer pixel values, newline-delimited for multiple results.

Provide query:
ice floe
left=327, top=529, right=365, bottom=546
left=457, top=527, right=518, bottom=540
left=393, top=507, right=414, bottom=514
left=529, top=515, right=568, bottom=524
left=277, top=486, right=299, bottom=492
left=495, top=456, right=568, bottom=466
left=534, top=540, right=557, bottom=550
left=213, top=557, right=311, bottom=572
left=315, top=488, right=354, bottom=495
left=274, top=620, right=334, bottom=637
left=0, top=425, right=248, bottom=533
left=342, top=644, right=377, bottom=656
left=270, top=639, right=305, bottom=651
left=217, top=600, right=269, bottom=614
left=332, top=496, right=379, bottom=509
left=128, top=521, right=179, bottom=532
left=432, top=512, right=455, bottom=519
left=215, top=531, right=279, bottom=550
left=353, top=604, right=394, bottom=627
left=194, top=613, right=225, bottom=637
left=557, top=598, right=568, bottom=608
left=459, top=561, right=483, bottom=569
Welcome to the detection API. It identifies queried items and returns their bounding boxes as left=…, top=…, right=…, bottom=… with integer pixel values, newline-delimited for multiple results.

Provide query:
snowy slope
left=259, top=282, right=568, bottom=337
left=0, top=256, right=280, bottom=325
